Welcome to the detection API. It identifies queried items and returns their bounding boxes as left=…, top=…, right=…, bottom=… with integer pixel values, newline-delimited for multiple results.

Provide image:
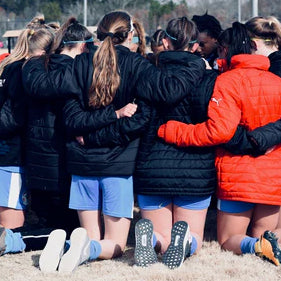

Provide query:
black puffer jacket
left=24, top=54, right=118, bottom=190
left=23, top=46, right=205, bottom=177
left=0, top=60, right=26, bottom=166
left=133, top=51, right=218, bottom=196
left=64, top=47, right=205, bottom=176
left=24, top=54, right=73, bottom=191
left=269, top=50, right=281, bottom=77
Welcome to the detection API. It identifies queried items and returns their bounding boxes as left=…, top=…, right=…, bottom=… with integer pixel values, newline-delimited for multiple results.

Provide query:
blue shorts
left=0, top=167, right=28, bottom=210
left=217, top=199, right=255, bottom=213
left=69, top=175, right=134, bottom=218
left=137, top=194, right=211, bottom=211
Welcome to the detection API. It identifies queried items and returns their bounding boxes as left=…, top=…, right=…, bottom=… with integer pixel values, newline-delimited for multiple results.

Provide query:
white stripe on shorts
left=8, top=172, right=22, bottom=208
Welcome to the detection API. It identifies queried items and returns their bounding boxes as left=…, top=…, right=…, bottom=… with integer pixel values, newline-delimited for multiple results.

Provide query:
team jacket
left=0, top=60, right=26, bottom=166
left=23, top=46, right=206, bottom=177
left=132, top=51, right=218, bottom=196
left=220, top=50, right=281, bottom=155
left=158, top=54, right=281, bottom=205
left=24, top=55, right=75, bottom=191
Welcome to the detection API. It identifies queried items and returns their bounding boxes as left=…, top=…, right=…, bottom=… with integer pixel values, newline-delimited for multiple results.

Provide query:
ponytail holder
left=29, top=29, right=35, bottom=36
left=165, top=30, right=177, bottom=41
left=106, top=32, right=114, bottom=38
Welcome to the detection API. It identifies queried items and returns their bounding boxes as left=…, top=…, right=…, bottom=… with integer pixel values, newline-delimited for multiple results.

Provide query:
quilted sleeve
left=158, top=75, right=242, bottom=147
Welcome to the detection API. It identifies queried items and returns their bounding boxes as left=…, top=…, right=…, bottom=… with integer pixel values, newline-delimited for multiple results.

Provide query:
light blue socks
left=190, top=235, right=197, bottom=256
left=65, top=239, right=71, bottom=252
left=4, top=229, right=26, bottom=254
left=152, top=233, right=157, bottom=248
left=64, top=238, right=101, bottom=260
left=89, top=240, right=102, bottom=260
left=240, top=237, right=259, bottom=254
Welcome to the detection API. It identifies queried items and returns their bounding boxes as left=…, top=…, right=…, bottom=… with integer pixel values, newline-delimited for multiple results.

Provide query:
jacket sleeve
left=0, top=101, right=21, bottom=138
left=158, top=75, right=241, bottom=147
left=63, top=97, right=118, bottom=135
left=220, top=125, right=256, bottom=155
left=83, top=100, right=151, bottom=147
left=0, top=66, right=26, bottom=138
left=136, top=57, right=206, bottom=106
left=22, top=56, right=81, bottom=99
left=247, top=119, right=281, bottom=153
left=0, top=76, right=7, bottom=109
left=190, top=70, right=218, bottom=123
left=215, top=119, right=281, bottom=156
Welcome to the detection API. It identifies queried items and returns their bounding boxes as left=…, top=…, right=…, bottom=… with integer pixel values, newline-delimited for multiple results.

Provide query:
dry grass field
left=2, top=209, right=281, bottom=281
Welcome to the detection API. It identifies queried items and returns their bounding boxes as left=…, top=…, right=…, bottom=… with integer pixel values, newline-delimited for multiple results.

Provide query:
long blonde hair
left=245, top=16, right=281, bottom=49
left=89, top=11, right=133, bottom=108
left=0, top=16, right=54, bottom=76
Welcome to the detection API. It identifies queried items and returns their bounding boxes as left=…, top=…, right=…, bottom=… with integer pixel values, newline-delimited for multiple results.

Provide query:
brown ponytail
left=88, top=11, right=132, bottom=108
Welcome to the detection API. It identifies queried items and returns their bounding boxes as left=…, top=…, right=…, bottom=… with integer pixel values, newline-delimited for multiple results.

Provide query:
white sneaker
left=39, top=229, right=66, bottom=272
left=58, top=227, right=90, bottom=273
left=162, top=221, right=192, bottom=269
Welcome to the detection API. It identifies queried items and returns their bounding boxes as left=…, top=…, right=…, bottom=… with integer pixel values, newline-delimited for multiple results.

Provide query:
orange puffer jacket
left=158, top=54, right=281, bottom=205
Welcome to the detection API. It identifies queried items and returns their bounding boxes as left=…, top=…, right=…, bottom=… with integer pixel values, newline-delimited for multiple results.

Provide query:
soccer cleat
left=58, top=227, right=90, bottom=273
left=39, top=229, right=67, bottom=272
left=134, top=218, right=158, bottom=267
left=162, top=221, right=192, bottom=269
left=0, top=227, right=6, bottom=256
left=255, top=230, right=281, bottom=266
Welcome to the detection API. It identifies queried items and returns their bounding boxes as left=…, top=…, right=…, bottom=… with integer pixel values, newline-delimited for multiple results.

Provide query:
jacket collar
left=158, top=51, right=200, bottom=67
left=230, top=54, right=270, bottom=71
left=115, top=44, right=130, bottom=53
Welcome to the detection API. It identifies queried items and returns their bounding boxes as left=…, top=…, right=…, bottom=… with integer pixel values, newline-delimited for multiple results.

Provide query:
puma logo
left=211, top=97, right=222, bottom=106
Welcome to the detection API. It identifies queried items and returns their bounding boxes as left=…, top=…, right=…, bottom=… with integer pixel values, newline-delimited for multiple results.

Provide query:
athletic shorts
left=69, top=175, right=134, bottom=218
left=217, top=199, right=255, bottom=213
left=137, top=194, right=211, bottom=211
left=0, top=168, right=28, bottom=210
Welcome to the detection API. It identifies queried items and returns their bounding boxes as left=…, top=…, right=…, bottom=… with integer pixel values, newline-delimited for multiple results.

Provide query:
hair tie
left=63, top=37, right=94, bottom=45
left=165, top=30, right=177, bottom=41
left=189, top=39, right=197, bottom=44
left=106, top=32, right=114, bottom=38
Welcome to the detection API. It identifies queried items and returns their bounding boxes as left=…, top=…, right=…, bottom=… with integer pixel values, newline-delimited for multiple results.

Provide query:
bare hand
left=76, top=136, right=85, bottom=145
left=115, top=103, right=138, bottom=119
left=265, top=145, right=276, bottom=155
left=202, top=58, right=212, bottom=70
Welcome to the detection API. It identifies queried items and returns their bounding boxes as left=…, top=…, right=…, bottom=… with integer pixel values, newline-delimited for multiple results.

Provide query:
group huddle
left=0, top=8, right=281, bottom=274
